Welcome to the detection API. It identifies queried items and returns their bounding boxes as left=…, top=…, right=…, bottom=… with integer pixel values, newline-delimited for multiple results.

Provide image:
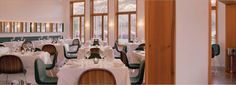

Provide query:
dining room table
left=57, top=59, right=131, bottom=85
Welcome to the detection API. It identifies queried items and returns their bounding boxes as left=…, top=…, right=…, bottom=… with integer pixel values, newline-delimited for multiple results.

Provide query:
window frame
left=117, top=0, right=137, bottom=44
left=70, top=1, right=86, bottom=43
left=91, top=0, right=109, bottom=41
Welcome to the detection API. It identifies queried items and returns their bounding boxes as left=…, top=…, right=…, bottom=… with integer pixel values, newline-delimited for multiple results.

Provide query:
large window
left=211, top=0, right=216, bottom=44
left=71, top=1, right=85, bottom=43
left=118, top=0, right=137, bottom=44
left=92, top=0, right=108, bottom=41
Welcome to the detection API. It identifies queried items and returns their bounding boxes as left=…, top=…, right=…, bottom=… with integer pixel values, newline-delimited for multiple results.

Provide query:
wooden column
left=145, top=0, right=175, bottom=84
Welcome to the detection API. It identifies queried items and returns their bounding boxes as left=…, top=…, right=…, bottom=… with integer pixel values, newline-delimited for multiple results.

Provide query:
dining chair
left=63, top=39, right=81, bottom=59
left=130, top=60, right=145, bottom=85
left=212, top=44, right=220, bottom=72
left=78, top=69, right=116, bottom=85
left=113, top=41, right=122, bottom=59
left=70, top=39, right=81, bottom=53
left=120, top=51, right=140, bottom=69
left=0, top=55, right=26, bottom=84
left=34, top=58, right=58, bottom=85
left=63, top=46, right=77, bottom=59
left=212, top=44, right=220, bottom=58
left=42, top=44, right=58, bottom=70
left=113, top=41, right=121, bottom=53
left=135, top=43, right=145, bottom=51
left=92, top=39, right=100, bottom=46
left=21, top=41, right=33, bottom=51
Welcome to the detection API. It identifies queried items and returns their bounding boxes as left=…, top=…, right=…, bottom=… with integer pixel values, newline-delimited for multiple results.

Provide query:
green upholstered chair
left=34, top=58, right=58, bottom=85
left=130, top=60, right=145, bottom=85
left=69, top=39, right=81, bottom=54
left=42, top=44, right=58, bottom=70
left=120, top=51, right=140, bottom=69
left=63, top=46, right=77, bottom=59
left=63, top=39, right=81, bottom=59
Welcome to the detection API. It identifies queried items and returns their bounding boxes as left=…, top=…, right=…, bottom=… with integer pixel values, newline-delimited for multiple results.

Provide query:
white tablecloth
left=0, top=51, right=51, bottom=84
left=130, top=51, right=145, bottom=64
left=77, top=46, right=114, bottom=60
left=0, top=47, right=10, bottom=54
left=57, top=59, right=131, bottom=85
left=126, top=43, right=140, bottom=63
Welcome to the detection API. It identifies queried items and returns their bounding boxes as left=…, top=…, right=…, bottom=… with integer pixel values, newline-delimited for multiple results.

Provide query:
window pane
left=81, top=17, right=85, bottom=43
left=118, top=15, right=129, bottom=44
left=41, top=23, right=46, bottom=32
left=130, top=14, right=136, bottom=42
left=118, top=0, right=136, bottom=12
left=73, top=2, right=85, bottom=15
left=211, top=10, right=216, bottom=44
left=211, top=0, right=216, bottom=6
left=104, top=15, right=108, bottom=41
left=94, top=16, right=103, bottom=39
left=93, top=0, right=108, bottom=13
left=73, top=17, right=80, bottom=38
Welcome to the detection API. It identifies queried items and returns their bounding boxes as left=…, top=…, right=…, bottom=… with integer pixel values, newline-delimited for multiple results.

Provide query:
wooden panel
left=145, top=0, right=175, bottom=84
left=0, top=22, right=2, bottom=32
left=225, top=5, right=236, bottom=74
left=19, top=22, right=24, bottom=32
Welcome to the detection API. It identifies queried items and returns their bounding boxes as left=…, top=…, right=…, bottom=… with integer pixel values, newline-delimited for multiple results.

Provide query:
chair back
left=22, top=41, right=33, bottom=50
left=212, top=44, right=220, bottom=58
left=113, top=41, right=121, bottom=52
left=42, top=44, right=58, bottom=67
left=93, top=39, right=100, bottom=46
left=78, top=69, right=116, bottom=85
left=0, top=55, right=24, bottom=74
left=120, top=51, right=130, bottom=67
left=135, top=43, right=145, bottom=51
left=71, top=39, right=81, bottom=52
left=90, top=48, right=100, bottom=54
left=34, top=58, right=47, bottom=84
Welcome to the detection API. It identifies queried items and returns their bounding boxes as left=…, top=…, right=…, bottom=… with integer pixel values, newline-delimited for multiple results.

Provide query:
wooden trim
left=208, top=0, right=212, bottom=84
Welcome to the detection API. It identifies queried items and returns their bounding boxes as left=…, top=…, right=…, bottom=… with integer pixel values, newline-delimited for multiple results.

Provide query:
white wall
left=137, top=0, right=145, bottom=41
left=176, top=0, right=209, bottom=84
left=0, top=0, right=64, bottom=37
left=216, top=1, right=226, bottom=67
